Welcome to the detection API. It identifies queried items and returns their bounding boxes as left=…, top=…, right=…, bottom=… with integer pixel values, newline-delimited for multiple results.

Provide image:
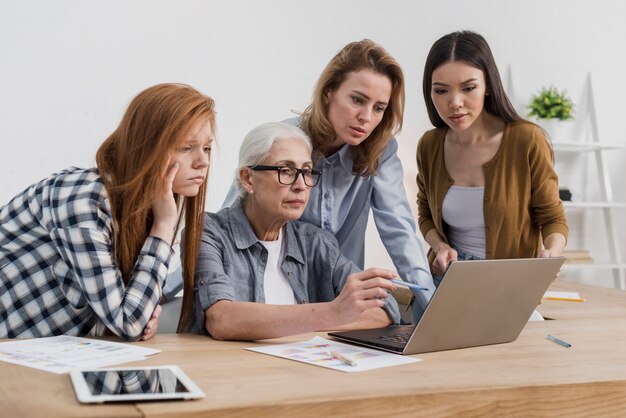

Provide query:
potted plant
left=527, top=86, right=574, bottom=141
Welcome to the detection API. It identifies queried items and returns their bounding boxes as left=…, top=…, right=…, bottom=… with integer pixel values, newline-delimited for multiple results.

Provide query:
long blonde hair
left=95, top=83, right=215, bottom=332
left=301, top=39, right=405, bottom=176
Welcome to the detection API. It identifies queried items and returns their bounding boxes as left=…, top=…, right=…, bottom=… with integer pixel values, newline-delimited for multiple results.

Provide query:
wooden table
left=2, top=282, right=626, bottom=418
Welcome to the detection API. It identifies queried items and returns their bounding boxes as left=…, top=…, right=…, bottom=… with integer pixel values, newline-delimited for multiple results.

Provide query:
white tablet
left=70, top=365, right=205, bottom=403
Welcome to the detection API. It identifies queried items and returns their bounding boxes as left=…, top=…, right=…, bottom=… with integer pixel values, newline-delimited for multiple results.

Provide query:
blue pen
left=547, top=334, right=572, bottom=348
left=391, top=279, right=429, bottom=292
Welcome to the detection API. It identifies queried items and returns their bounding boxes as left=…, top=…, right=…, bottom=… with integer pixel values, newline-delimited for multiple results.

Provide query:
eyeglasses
left=249, top=165, right=322, bottom=187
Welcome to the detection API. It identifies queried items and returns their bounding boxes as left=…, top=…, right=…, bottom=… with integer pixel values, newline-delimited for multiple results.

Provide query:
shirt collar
left=317, top=144, right=353, bottom=173
left=283, top=222, right=305, bottom=265
left=228, top=198, right=306, bottom=265
left=228, top=198, right=260, bottom=250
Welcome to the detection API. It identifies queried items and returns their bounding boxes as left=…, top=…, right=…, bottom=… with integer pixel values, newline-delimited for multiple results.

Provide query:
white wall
left=1, top=0, right=625, bottom=287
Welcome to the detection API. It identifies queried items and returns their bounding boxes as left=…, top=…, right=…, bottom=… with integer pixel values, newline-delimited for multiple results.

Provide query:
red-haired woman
left=0, top=83, right=215, bottom=340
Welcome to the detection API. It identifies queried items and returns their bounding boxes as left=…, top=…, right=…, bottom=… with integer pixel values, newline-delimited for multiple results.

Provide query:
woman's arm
left=416, top=132, right=459, bottom=276
left=55, top=224, right=172, bottom=341
left=328, top=307, right=392, bottom=331
left=327, top=239, right=399, bottom=328
left=539, top=232, right=567, bottom=257
left=416, top=135, right=437, bottom=243
left=370, top=138, right=434, bottom=306
left=56, top=164, right=180, bottom=341
left=204, top=268, right=396, bottom=341
left=424, top=229, right=457, bottom=276
left=529, top=127, right=569, bottom=253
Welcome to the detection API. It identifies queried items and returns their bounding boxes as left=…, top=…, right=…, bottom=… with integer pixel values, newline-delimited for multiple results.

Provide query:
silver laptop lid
left=403, top=257, right=564, bottom=354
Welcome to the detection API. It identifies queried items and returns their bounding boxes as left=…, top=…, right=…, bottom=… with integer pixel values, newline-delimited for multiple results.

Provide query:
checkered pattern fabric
left=83, top=368, right=181, bottom=395
left=0, top=167, right=172, bottom=339
left=84, top=369, right=160, bottom=395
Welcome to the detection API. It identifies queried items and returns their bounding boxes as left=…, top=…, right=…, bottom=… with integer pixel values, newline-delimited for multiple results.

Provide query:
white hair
left=236, top=122, right=312, bottom=197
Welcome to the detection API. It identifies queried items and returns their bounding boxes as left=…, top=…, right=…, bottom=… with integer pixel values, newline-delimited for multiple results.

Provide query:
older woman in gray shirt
left=189, top=122, right=400, bottom=340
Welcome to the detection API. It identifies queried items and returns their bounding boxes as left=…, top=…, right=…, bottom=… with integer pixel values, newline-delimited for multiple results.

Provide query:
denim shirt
left=189, top=199, right=401, bottom=334
left=223, top=118, right=434, bottom=309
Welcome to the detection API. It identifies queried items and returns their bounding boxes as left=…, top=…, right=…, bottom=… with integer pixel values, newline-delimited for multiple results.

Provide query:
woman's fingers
left=357, top=286, right=390, bottom=300
left=150, top=156, right=180, bottom=241
left=538, top=249, right=552, bottom=258
left=142, top=324, right=158, bottom=341
left=434, top=248, right=457, bottom=275
left=142, top=305, right=162, bottom=340
left=153, top=304, right=162, bottom=318
left=165, top=160, right=179, bottom=191
left=142, top=322, right=158, bottom=340
left=351, top=268, right=397, bottom=281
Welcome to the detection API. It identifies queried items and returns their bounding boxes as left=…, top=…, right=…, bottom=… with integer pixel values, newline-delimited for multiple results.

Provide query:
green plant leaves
left=527, top=85, right=575, bottom=120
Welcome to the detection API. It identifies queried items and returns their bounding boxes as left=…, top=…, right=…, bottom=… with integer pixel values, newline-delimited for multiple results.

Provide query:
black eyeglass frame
left=248, top=165, right=322, bottom=187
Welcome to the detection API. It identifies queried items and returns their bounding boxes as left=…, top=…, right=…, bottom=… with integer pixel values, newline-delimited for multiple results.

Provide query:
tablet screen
left=82, top=368, right=189, bottom=395
left=70, top=365, right=205, bottom=403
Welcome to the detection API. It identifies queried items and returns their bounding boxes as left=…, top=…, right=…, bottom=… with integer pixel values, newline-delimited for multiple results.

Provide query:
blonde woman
left=225, top=40, right=433, bottom=316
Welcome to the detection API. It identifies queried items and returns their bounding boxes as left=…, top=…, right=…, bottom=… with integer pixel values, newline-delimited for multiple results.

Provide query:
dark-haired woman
left=417, top=31, right=568, bottom=284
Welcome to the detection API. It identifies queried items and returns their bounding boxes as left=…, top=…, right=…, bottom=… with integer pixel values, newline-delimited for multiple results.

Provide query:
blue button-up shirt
left=223, top=119, right=434, bottom=308
left=189, top=199, right=400, bottom=334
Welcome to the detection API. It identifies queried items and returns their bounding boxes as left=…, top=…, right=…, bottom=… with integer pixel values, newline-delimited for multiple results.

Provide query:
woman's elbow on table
left=204, top=301, right=234, bottom=340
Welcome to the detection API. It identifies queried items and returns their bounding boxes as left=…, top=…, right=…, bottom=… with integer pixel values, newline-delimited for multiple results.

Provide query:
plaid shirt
left=0, top=167, right=172, bottom=339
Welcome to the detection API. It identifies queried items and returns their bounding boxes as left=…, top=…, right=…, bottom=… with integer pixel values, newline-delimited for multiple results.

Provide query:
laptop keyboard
left=372, top=326, right=415, bottom=344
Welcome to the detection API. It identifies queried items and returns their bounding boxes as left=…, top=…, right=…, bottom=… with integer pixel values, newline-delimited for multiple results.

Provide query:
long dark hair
left=423, top=31, right=522, bottom=128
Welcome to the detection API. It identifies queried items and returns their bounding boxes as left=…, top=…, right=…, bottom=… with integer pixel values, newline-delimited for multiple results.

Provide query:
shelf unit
left=506, top=68, right=626, bottom=289
left=563, top=201, right=626, bottom=209
left=552, top=141, right=626, bottom=152
left=561, top=263, right=626, bottom=271
left=548, top=75, right=626, bottom=290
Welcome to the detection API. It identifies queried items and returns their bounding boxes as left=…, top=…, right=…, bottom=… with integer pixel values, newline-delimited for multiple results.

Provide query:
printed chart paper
left=246, top=336, right=419, bottom=372
left=0, top=335, right=160, bottom=374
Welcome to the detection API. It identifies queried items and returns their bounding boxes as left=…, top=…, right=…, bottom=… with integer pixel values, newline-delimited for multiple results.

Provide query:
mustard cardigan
left=416, top=121, right=569, bottom=267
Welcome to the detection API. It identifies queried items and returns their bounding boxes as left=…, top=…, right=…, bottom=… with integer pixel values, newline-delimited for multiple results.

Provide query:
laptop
left=329, top=257, right=565, bottom=355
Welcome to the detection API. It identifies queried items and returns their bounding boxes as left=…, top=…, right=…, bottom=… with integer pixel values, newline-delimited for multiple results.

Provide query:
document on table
left=0, top=335, right=160, bottom=374
left=246, top=336, right=419, bottom=372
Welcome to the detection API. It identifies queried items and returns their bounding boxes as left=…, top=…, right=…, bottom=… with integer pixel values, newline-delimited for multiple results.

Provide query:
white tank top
left=259, top=228, right=296, bottom=304
left=441, top=186, right=486, bottom=259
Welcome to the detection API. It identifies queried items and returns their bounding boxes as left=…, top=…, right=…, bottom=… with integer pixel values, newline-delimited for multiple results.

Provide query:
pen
left=544, top=296, right=586, bottom=302
left=330, top=351, right=357, bottom=367
left=547, top=334, right=572, bottom=348
left=391, top=279, right=429, bottom=292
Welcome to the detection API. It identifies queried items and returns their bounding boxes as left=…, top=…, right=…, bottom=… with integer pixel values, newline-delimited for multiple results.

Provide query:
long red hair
left=95, top=83, right=215, bottom=332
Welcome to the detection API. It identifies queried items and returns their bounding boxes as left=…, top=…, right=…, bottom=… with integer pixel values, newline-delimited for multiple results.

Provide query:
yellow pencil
left=543, top=296, right=586, bottom=302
